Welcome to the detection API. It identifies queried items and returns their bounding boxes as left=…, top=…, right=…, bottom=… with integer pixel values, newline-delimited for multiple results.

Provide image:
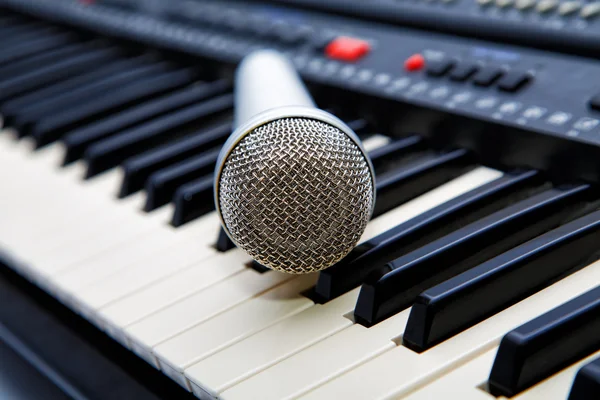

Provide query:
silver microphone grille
left=218, top=117, right=374, bottom=274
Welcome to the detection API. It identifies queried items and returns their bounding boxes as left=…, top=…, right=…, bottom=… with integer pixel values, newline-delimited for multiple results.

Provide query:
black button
left=311, top=32, right=337, bottom=52
left=247, top=16, right=276, bottom=39
left=426, top=58, right=455, bottom=77
left=272, top=23, right=313, bottom=46
left=449, top=61, right=479, bottom=82
left=589, top=94, right=600, bottom=111
left=221, top=10, right=248, bottom=33
left=472, top=65, right=504, bottom=87
left=497, top=70, right=533, bottom=92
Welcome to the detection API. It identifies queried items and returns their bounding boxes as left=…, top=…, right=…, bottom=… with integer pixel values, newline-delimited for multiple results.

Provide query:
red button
left=405, top=54, right=426, bottom=72
left=325, top=37, right=371, bottom=62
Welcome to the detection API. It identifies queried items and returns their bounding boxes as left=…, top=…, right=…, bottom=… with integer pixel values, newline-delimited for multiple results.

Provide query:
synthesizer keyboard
left=0, top=1, right=599, bottom=399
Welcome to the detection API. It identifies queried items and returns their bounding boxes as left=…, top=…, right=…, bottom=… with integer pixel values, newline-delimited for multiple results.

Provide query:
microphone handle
left=234, top=50, right=316, bottom=128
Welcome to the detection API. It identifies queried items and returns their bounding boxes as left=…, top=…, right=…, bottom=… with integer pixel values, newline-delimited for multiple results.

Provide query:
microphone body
left=215, top=50, right=375, bottom=274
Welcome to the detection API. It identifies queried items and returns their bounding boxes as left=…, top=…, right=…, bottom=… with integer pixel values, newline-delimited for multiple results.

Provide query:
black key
left=315, top=169, right=544, bottom=302
left=84, top=93, right=233, bottom=177
left=354, top=184, right=593, bottom=326
left=2, top=56, right=152, bottom=124
left=120, top=122, right=231, bottom=197
left=344, top=118, right=368, bottom=134
left=0, top=41, right=94, bottom=83
left=171, top=176, right=216, bottom=227
left=11, top=56, right=158, bottom=132
left=62, top=80, right=231, bottom=164
left=0, top=46, right=121, bottom=104
left=373, top=149, right=474, bottom=218
left=369, top=136, right=425, bottom=170
left=144, top=149, right=221, bottom=211
left=0, top=32, right=73, bottom=67
left=31, top=67, right=196, bottom=147
left=0, top=24, right=59, bottom=48
left=569, top=356, right=600, bottom=400
left=404, top=209, right=600, bottom=352
left=488, top=285, right=600, bottom=397
left=215, top=228, right=236, bottom=252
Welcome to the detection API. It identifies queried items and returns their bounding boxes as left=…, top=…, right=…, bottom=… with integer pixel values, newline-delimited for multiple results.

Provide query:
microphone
left=214, top=50, right=375, bottom=274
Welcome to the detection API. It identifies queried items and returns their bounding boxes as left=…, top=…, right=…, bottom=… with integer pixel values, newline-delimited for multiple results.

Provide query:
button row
left=477, top=0, right=600, bottom=18
left=167, top=4, right=318, bottom=47
left=426, top=58, right=533, bottom=92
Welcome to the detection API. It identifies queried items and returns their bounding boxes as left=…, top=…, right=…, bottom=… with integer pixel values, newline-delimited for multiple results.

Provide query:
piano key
left=154, top=274, right=318, bottom=389
left=96, top=258, right=249, bottom=349
left=368, top=135, right=425, bottom=167
left=119, top=121, right=231, bottom=197
left=124, top=268, right=295, bottom=367
left=488, top=285, right=600, bottom=397
left=62, top=80, right=231, bottom=165
left=16, top=196, right=162, bottom=279
left=0, top=24, right=60, bottom=48
left=186, top=289, right=360, bottom=399
left=299, top=261, right=600, bottom=400
left=0, top=147, right=121, bottom=249
left=220, top=307, right=411, bottom=400
left=0, top=32, right=74, bottom=67
left=359, top=133, right=392, bottom=152
left=372, top=148, right=474, bottom=217
left=1, top=56, right=152, bottom=123
left=182, top=168, right=503, bottom=397
left=71, top=214, right=222, bottom=311
left=171, top=176, right=216, bottom=227
left=215, top=227, right=237, bottom=252
left=404, top=209, right=600, bottom=352
left=31, top=66, right=196, bottom=147
left=51, top=217, right=186, bottom=293
left=143, top=148, right=220, bottom=211
left=84, top=93, right=233, bottom=178
left=568, top=356, right=600, bottom=400
left=400, top=349, right=600, bottom=400
left=0, top=41, right=93, bottom=80
left=514, top=351, right=600, bottom=400
left=10, top=55, right=160, bottom=131
left=354, top=183, right=593, bottom=327
left=315, top=169, right=542, bottom=302
left=0, top=45, right=121, bottom=104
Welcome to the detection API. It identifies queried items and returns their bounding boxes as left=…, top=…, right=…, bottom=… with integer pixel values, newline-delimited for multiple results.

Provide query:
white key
left=125, top=268, right=295, bottom=368
left=362, top=134, right=391, bottom=152
left=23, top=199, right=162, bottom=279
left=186, top=289, right=359, bottom=399
left=298, top=260, right=600, bottom=400
left=97, top=249, right=250, bottom=334
left=69, top=214, right=221, bottom=311
left=52, top=218, right=182, bottom=291
left=402, top=349, right=600, bottom=400
left=154, top=274, right=318, bottom=390
left=401, top=349, right=497, bottom=400
left=513, top=350, right=600, bottom=400
left=220, top=309, right=410, bottom=400
left=184, top=167, right=503, bottom=399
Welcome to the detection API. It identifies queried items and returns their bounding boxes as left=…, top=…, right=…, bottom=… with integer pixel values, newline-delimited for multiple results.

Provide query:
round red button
left=404, top=54, right=426, bottom=72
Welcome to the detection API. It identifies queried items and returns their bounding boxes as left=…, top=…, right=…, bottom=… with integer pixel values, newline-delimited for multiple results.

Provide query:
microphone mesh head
left=218, top=118, right=374, bottom=274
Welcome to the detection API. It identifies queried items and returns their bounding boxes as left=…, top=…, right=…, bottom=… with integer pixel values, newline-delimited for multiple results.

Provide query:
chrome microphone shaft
left=234, top=50, right=315, bottom=128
